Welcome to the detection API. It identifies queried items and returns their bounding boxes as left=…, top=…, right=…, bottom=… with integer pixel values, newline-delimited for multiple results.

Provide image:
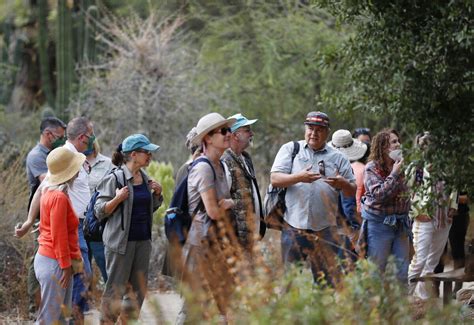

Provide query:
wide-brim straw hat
left=191, top=112, right=237, bottom=145
left=329, top=129, right=368, bottom=161
left=47, top=147, right=86, bottom=186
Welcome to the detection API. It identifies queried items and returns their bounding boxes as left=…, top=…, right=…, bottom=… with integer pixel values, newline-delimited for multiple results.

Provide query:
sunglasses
left=211, top=127, right=231, bottom=136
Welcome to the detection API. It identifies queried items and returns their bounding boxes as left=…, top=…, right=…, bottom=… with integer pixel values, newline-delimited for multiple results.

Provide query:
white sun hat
left=329, top=129, right=368, bottom=162
left=191, top=112, right=237, bottom=145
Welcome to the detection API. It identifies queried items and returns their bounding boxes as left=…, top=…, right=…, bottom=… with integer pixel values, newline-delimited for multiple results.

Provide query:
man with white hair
left=222, top=113, right=264, bottom=253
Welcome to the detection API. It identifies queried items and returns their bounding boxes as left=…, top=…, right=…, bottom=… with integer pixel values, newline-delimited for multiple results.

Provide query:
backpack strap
left=189, top=157, right=218, bottom=216
left=111, top=167, right=126, bottom=231
left=291, top=141, right=300, bottom=164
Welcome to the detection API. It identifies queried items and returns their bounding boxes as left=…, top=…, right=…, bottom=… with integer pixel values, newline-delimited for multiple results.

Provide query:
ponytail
left=112, top=143, right=125, bottom=166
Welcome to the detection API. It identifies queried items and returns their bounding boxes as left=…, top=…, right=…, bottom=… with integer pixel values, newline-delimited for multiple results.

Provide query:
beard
left=248, top=137, right=254, bottom=148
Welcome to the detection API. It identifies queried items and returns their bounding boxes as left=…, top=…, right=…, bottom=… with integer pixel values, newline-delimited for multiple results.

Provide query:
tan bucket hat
left=191, top=112, right=237, bottom=145
left=47, top=147, right=86, bottom=186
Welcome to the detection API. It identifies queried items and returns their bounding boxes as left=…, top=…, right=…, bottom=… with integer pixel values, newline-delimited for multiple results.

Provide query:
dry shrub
left=0, top=146, right=32, bottom=316
left=71, top=11, right=210, bottom=166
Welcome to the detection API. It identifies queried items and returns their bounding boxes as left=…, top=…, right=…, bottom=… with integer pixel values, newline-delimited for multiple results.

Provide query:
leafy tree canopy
left=316, top=0, right=474, bottom=192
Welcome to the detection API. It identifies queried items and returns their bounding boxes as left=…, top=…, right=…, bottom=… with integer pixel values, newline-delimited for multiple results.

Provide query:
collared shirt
left=63, top=141, right=91, bottom=219
left=362, top=160, right=410, bottom=217
left=271, top=141, right=355, bottom=231
left=87, top=153, right=115, bottom=194
left=26, top=143, right=50, bottom=191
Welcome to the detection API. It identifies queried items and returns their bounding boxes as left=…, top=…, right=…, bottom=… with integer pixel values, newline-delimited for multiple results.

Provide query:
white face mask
left=389, top=149, right=403, bottom=162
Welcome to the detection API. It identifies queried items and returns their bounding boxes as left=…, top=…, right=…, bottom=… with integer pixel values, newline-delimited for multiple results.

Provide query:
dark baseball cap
left=304, top=111, right=330, bottom=127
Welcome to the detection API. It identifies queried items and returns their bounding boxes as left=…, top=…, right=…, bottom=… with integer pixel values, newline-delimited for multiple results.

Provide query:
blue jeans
left=366, top=220, right=409, bottom=283
left=73, top=220, right=92, bottom=314
left=89, top=241, right=108, bottom=282
left=281, top=225, right=342, bottom=285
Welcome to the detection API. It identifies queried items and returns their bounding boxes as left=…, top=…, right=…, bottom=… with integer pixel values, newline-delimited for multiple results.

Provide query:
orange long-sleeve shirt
left=38, top=190, right=81, bottom=269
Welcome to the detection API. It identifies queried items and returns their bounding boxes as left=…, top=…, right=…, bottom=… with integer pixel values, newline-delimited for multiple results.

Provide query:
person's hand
left=415, top=214, right=431, bottom=222
left=218, top=198, right=234, bottom=210
left=115, top=186, right=129, bottom=202
left=297, top=165, right=322, bottom=183
left=323, top=170, right=347, bottom=190
left=448, top=208, right=457, bottom=223
left=392, top=158, right=404, bottom=174
left=60, top=266, right=73, bottom=289
left=148, top=180, right=163, bottom=197
left=14, top=221, right=33, bottom=238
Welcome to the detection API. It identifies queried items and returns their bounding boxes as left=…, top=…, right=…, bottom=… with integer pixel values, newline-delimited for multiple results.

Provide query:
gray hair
left=67, top=117, right=92, bottom=140
left=185, top=127, right=200, bottom=154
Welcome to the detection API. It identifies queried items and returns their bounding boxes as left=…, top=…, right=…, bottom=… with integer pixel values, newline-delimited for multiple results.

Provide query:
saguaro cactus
left=56, top=0, right=74, bottom=121
left=37, top=0, right=55, bottom=109
left=84, top=0, right=98, bottom=63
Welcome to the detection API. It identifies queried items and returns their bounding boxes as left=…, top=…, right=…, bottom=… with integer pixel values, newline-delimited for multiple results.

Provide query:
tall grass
left=0, top=146, right=32, bottom=316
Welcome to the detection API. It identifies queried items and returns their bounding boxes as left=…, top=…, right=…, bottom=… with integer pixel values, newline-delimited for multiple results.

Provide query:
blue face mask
left=83, top=148, right=94, bottom=156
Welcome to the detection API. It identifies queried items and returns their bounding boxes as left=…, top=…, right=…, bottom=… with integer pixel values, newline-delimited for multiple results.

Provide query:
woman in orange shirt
left=34, top=147, right=85, bottom=324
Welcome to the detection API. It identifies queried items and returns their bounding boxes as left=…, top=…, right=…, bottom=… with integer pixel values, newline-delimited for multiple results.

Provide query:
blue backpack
left=165, top=158, right=216, bottom=245
left=83, top=168, right=125, bottom=241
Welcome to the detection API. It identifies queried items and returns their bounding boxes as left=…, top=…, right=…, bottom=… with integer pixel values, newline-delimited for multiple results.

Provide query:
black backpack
left=164, top=157, right=216, bottom=245
left=263, top=141, right=299, bottom=230
left=83, top=168, right=125, bottom=241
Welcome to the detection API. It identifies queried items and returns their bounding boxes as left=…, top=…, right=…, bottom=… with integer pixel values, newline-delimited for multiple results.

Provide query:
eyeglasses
left=210, top=127, right=231, bottom=136
left=83, top=133, right=95, bottom=139
left=135, top=149, right=152, bottom=155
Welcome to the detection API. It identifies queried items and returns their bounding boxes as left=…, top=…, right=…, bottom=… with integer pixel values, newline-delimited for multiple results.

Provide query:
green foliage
left=179, top=257, right=466, bottom=323
left=316, top=0, right=474, bottom=193
left=146, top=161, right=175, bottom=225
left=190, top=1, right=347, bottom=174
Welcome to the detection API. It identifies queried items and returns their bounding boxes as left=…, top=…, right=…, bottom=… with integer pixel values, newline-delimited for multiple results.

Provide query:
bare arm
left=200, top=188, right=233, bottom=220
left=271, top=167, right=321, bottom=188
left=14, top=182, right=44, bottom=238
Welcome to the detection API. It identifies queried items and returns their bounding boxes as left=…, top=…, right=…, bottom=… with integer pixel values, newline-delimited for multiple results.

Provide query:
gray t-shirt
left=26, top=143, right=49, bottom=191
left=271, top=141, right=355, bottom=231
left=186, top=157, right=230, bottom=246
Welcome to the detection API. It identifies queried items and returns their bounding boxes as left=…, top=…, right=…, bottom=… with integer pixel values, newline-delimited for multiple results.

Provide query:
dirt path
left=85, top=291, right=183, bottom=324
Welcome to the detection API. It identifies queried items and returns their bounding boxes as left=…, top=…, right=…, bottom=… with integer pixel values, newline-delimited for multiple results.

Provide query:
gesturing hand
left=297, top=165, right=322, bottom=183
left=323, top=170, right=346, bottom=190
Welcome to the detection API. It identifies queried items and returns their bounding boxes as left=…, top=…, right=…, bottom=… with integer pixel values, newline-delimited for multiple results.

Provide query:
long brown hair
left=368, top=128, right=400, bottom=172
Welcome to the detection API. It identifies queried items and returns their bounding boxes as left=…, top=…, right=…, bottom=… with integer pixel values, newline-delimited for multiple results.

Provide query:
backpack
left=164, top=157, right=216, bottom=245
left=83, top=168, right=125, bottom=241
left=263, top=141, right=299, bottom=230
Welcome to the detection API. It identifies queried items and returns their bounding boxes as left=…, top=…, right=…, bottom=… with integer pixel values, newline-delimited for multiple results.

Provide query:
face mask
left=51, top=135, right=66, bottom=149
left=83, top=148, right=94, bottom=156
left=84, top=134, right=96, bottom=153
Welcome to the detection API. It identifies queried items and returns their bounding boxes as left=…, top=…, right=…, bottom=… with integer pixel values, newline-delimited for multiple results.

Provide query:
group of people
left=16, top=117, right=163, bottom=324
left=14, top=110, right=469, bottom=324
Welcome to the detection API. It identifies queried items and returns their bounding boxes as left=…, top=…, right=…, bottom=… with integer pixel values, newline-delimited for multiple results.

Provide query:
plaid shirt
left=362, top=161, right=410, bottom=216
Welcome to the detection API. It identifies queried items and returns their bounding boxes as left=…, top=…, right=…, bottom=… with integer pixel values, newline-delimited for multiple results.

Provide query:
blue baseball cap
left=122, top=134, right=160, bottom=153
left=228, top=113, right=258, bottom=133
